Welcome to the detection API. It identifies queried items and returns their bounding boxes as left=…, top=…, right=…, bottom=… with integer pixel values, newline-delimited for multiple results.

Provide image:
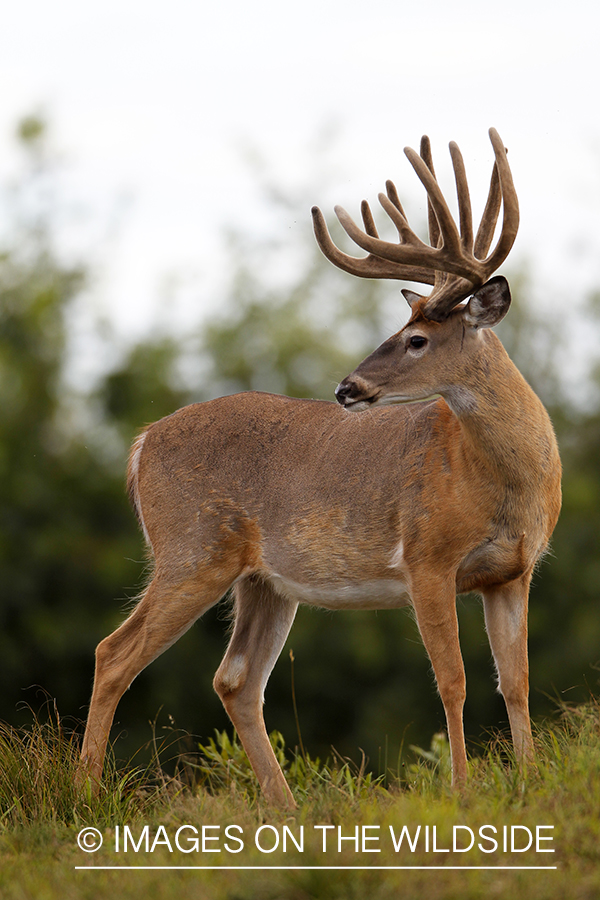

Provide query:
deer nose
left=335, top=380, right=356, bottom=406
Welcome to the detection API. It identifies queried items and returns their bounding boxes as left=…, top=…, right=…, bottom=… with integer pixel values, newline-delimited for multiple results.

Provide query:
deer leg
left=213, top=575, right=298, bottom=808
left=411, top=578, right=468, bottom=787
left=482, top=575, right=534, bottom=763
left=80, top=567, right=233, bottom=785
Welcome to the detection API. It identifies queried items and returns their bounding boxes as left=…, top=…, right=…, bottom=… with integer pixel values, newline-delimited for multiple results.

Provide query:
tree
left=0, top=120, right=193, bottom=745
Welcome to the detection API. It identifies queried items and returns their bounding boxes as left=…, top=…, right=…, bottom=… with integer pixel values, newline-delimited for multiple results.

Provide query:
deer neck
left=440, top=332, right=553, bottom=487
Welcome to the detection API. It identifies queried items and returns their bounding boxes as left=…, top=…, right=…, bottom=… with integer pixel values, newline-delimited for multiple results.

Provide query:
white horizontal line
left=75, top=865, right=558, bottom=871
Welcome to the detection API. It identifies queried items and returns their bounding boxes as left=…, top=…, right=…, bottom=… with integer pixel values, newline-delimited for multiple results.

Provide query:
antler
left=311, top=128, right=519, bottom=322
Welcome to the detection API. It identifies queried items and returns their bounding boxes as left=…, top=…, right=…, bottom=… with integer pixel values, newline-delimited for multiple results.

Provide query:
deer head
left=311, top=128, right=519, bottom=411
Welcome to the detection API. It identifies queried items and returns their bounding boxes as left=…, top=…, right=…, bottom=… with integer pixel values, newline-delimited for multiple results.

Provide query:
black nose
left=335, top=380, right=354, bottom=406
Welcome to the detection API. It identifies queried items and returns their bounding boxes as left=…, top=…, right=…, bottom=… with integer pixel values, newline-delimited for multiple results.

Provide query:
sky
left=0, top=0, right=599, bottom=343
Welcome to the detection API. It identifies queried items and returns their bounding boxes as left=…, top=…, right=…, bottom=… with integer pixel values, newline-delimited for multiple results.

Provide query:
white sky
left=1, top=0, right=599, bottom=343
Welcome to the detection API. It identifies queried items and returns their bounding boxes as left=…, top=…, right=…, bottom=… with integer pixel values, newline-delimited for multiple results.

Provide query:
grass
left=0, top=699, right=598, bottom=899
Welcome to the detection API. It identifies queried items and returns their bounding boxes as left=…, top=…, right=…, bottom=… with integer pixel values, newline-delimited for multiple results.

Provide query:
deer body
left=135, top=338, right=557, bottom=609
left=80, top=130, right=561, bottom=806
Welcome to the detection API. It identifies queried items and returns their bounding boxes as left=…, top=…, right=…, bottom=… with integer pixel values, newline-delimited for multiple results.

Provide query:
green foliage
left=0, top=120, right=208, bottom=753
left=95, top=336, right=190, bottom=448
left=0, top=704, right=598, bottom=898
left=0, top=705, right=157, bottom=830
left=199, top=181, right=395, bottom=402
left=408, top=731, right=451, bottom=779
left=201, top=254, right=391, bottom=401
left=0, top=121, right=134, bottom=727
left=189, top=728, right=384, bottom=805
left=192, top=728, right=276, bottom=797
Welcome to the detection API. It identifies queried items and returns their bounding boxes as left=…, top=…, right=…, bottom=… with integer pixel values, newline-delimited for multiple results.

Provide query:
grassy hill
left=0, top=699, right=598, bottom=899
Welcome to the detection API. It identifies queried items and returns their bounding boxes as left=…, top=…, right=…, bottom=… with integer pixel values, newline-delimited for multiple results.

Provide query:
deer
left=80, top=128, right=561, bottom=807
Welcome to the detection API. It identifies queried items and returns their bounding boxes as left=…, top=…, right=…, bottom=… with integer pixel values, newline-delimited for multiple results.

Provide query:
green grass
left=0, top=700, right=598, bottom=899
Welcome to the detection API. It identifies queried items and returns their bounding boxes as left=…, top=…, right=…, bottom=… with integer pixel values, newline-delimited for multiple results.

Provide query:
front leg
left=411, top=575, right=467, bottom=788
left=482, top=574, right=534, bottom=763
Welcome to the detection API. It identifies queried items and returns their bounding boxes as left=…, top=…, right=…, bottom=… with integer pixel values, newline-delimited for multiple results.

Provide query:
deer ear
left=401, top=288, right=424, bottom=310
left=463, top=275, right=511, bottom=328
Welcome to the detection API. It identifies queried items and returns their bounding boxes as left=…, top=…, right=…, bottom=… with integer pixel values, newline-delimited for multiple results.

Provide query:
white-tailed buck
left=81, top=129, right=561, bottom=806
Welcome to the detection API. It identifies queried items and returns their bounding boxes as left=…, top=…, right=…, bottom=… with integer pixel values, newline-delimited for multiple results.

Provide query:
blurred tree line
left=0, top=117, right=598, bottom=771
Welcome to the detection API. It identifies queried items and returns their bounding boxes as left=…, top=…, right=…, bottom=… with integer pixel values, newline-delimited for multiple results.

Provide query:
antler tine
left=403, top=146, right=463, bottom=259
left=449, top=142, right=474, bottom=254
left=384, top=180, right=407, bottom=219
left=311, top=205, right=435, bottom=284
left=485, top=127, right=519, bottom=270
left=473, top=162, right=501, bottom=260
left=360, top=200, right=379, bottom=238
left=419, top=136, right=442, bottom=251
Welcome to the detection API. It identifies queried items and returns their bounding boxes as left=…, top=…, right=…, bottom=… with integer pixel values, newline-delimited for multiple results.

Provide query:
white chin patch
left=344, top=399, right=373, bottom=412
left=369, top=393, right=441, bottom=408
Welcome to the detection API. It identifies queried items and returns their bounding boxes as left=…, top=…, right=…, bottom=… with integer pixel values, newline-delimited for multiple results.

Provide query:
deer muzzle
left=335, top=376, right=380, bottom=410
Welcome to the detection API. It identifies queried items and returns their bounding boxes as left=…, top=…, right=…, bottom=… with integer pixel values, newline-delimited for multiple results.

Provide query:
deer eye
left=409, top=335, right=427, bottom=349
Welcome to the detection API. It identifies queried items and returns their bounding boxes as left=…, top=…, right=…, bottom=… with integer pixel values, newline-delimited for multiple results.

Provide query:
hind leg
left=80, top=566, right=234, bottom=785
left=213, top=576, right=298, bottom=807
